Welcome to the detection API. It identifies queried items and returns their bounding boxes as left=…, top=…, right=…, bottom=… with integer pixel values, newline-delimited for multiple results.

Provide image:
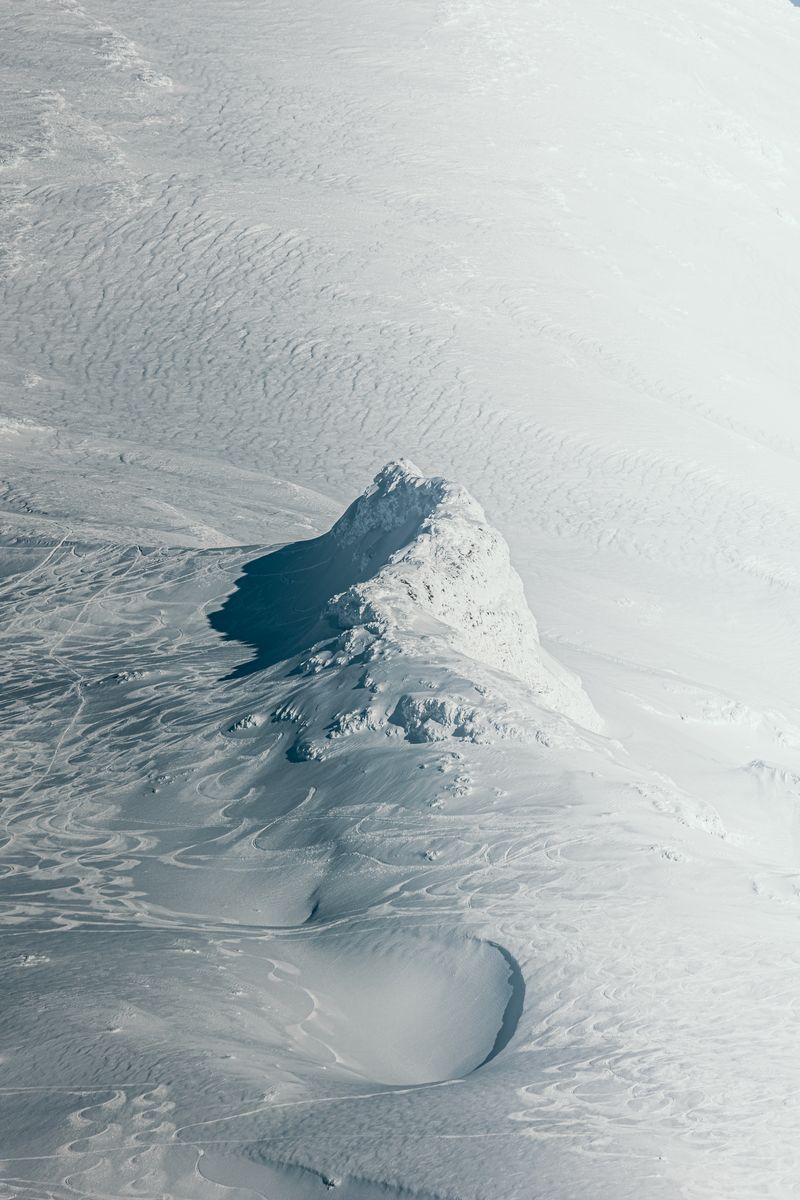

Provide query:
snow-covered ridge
left=213, top=461, right=601, bottom=745
left=322, top=460, right=600, bottom=730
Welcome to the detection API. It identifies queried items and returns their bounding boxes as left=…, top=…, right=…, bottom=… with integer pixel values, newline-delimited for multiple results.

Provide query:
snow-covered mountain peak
left=325, top=461, right=600, bottom=730
left=326, top=458, right=475, bottom=570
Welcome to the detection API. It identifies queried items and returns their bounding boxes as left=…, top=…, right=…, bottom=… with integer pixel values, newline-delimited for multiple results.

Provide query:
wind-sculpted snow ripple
left=5, top=0, right=800, bottom=1192
left=6, top=0, right=800, bottom=646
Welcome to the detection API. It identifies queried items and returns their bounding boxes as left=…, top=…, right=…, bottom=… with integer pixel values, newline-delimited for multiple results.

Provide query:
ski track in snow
left=3, top=0, right=800, bottom=1196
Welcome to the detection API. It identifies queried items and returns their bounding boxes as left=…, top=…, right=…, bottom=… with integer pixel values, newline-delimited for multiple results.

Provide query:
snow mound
left=326, top=461, right=598, bottom=725
left=213, top=461, right=600, bottom=738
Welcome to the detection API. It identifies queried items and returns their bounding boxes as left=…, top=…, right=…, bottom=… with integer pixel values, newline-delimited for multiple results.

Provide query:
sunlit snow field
left=3, top=1, right=800, bottom=1197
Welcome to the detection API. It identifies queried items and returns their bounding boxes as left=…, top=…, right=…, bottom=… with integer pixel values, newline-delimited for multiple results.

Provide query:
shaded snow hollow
left=213, top=461, right=600, bottom=740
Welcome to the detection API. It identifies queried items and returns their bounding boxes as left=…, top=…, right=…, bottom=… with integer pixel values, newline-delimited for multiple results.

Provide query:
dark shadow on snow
left=477, top=942, right=526, bottom=1069
left=209, top=480, right=434, bottom=679
left=209, top=535, right=344, bottom=679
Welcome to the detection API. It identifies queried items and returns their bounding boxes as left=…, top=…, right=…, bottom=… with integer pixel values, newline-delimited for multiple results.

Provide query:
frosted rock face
left=325, top=461, right=601, bottom=731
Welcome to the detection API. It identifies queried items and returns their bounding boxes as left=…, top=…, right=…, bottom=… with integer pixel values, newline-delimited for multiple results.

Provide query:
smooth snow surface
left=4, top=0, right=800, bottom=1197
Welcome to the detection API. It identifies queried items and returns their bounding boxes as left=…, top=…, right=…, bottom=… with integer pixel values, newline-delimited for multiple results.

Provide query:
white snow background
left=3, top=0, right=800, bottom=1197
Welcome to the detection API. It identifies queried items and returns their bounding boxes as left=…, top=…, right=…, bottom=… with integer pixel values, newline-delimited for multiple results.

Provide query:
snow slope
left=4, top=0, right=800, bottom=1197
left=4, top=461, right=800, bottom=1200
